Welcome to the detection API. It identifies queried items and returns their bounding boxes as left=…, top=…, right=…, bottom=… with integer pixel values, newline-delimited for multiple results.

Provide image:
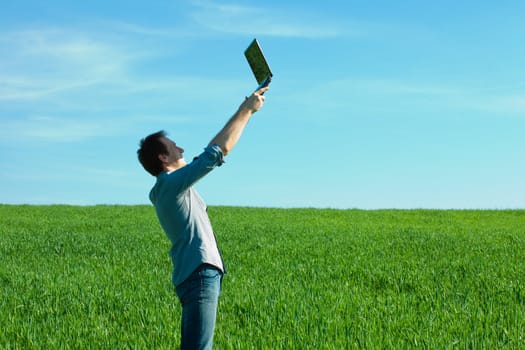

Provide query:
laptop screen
left=245, top=39, right=273, bottom=87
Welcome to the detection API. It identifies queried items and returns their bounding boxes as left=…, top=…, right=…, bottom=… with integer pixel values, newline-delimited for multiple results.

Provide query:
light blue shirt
left=149, top=144, right=225, bottom=286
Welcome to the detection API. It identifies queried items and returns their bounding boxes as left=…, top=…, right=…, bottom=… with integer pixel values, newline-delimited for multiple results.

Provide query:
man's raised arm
left=208, top=87, right=268, bottom=155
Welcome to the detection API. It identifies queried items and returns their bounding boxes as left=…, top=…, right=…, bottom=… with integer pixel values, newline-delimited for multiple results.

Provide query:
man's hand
left=239, top=87, right=269, bottom=113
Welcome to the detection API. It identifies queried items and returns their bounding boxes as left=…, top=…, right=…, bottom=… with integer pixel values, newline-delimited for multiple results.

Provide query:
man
left=137, top=87, right=268, bottom=349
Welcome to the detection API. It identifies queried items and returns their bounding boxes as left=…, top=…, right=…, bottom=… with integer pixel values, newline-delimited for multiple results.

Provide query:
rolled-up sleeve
left=201, top=144, right=225, bottom=167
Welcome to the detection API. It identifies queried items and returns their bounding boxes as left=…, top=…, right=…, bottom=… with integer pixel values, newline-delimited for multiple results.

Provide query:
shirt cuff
left=205, top=144, right=225, bottom=166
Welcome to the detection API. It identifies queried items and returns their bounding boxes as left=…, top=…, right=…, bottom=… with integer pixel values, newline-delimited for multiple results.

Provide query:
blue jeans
left=175, top=264, right=223, bottom=350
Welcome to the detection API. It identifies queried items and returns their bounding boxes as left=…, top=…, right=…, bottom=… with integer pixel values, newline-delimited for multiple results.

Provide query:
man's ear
left=158, top=153, right=169, bottom=163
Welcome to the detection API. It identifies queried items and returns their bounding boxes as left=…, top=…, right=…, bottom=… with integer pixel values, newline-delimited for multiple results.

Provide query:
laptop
left=244, top=39, right=273, bottom=91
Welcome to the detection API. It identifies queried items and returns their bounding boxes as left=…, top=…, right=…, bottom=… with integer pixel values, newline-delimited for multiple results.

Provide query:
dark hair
left=137, top=130, right=169, bottom=176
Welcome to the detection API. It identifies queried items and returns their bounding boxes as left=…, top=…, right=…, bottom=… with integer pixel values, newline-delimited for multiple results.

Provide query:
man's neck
left=164, top=159, right=186, bottom=173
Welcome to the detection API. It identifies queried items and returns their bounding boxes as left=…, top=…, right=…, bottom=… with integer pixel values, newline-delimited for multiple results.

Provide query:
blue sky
left=1, top=0, right=524, bottom=209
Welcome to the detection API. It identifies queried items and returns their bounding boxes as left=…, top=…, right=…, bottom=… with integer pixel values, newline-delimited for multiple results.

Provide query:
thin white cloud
left=0, top=28, right=136, bottom=101
left=289, top=77, right=525, bottom=118
left=105, top=20, right=214, bottom=40
left=189, top=0, right=350, bottom=38
left=106, top=21, right=183, bottom=38
left=0, top=26, right=246, bottom=103
left=0, top=111, right=201, bottom=144
left=347, top=79, right=461, bottom=96
left=479, top=95, right=525, bottom=114
left=0, top=115, right=114, bottom=143
left=0, top=75, right=102, bottom=100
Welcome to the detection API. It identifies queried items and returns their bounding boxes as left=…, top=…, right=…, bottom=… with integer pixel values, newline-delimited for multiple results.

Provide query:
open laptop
left=244, top=39, right=273, bottom=91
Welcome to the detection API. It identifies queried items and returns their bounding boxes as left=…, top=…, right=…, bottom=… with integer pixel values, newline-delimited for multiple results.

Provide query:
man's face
left=160, top=137, right=185, bottom=166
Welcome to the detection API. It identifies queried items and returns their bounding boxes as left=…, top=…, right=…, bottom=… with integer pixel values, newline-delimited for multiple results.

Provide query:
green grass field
left=1, top=205, right=524, bottom=349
